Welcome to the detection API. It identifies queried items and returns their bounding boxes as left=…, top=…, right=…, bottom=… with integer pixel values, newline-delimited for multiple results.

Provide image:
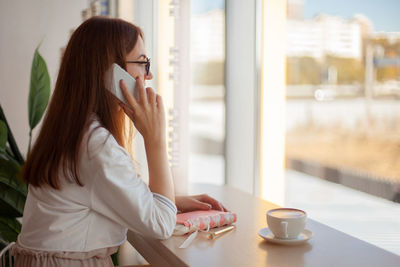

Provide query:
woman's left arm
left=175, top=194, right=228, bottom=213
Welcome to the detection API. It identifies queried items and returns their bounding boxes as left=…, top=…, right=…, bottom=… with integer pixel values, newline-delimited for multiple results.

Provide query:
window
left=285, top=0, right=400, bottom=255
left=189, top=0, right=226, bottom=185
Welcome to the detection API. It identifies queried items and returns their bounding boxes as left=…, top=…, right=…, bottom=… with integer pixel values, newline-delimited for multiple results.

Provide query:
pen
left=207, top=225, right=235, bottom=239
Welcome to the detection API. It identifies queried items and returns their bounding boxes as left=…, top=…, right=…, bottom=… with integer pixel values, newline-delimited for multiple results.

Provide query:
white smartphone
left=105, top=63, right=138, bottom=106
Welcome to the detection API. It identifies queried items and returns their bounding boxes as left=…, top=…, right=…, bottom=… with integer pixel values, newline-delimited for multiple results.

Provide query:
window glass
left=285, top=0, right=400, bottom=255
left=189, top=0, right=226, bottom=185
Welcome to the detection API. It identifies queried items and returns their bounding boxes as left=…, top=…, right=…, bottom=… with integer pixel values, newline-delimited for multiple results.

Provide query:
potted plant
left=0, top=45, right=50, bottom=249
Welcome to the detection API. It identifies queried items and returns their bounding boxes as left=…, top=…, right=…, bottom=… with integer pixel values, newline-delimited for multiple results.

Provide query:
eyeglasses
left=126, top=57, right=151, bottom=76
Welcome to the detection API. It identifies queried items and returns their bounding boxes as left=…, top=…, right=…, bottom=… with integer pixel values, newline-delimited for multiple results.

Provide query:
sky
left=303, top=0, right=400, bottom=32
left=191, top=0, right=224, bottom=14
left=192, top=0, right=400, bottom=32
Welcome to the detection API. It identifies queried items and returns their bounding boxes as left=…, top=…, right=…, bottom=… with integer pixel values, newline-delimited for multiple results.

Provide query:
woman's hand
left=119, top=78, right=165, bottom=145
left=120, top=78, right=174, bottom=202
left=175, top=195, right=228, bottom=213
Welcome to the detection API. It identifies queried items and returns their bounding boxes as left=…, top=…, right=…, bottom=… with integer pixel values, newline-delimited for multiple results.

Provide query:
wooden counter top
left=127, top=184, right=400, bottom=267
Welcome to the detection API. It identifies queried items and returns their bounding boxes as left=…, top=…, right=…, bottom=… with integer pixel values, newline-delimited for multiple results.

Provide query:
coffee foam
left=269, top=209, right=305, bottom=219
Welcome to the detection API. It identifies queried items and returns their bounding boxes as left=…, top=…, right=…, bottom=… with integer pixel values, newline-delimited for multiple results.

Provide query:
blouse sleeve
left=81, top=126, right=177, bottom=240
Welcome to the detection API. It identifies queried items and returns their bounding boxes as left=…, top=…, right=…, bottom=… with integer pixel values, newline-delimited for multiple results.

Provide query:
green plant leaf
left=28, top=46, right=50, bottom=131
left=0, top=157, right=21, bottom=178
left=0, top=176, right=27, bottom=197
left=0, top=104, right=24, bottom=164
left=0, top=184, right=25, bottom=217
left=3, top=147, right=20, bottom=167
left=111, top=248, right=120, bottom=266
left=0, top=216, right=21, bottom=243
left=0, top=120, right=6, bottom=154
left=0, top=181, right=26, bottom=198
left=0, top=158, right=25, bottom=217
left=0, top=158, right=26, bottom=196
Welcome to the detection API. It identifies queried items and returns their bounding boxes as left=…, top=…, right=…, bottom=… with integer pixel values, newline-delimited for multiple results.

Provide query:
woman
left=13, top=16, right=226, bottom=266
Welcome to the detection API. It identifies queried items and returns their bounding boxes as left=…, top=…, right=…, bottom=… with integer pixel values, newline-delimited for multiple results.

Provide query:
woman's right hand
left=120, top=78, right=175, bottom=202
left=119, top=78, right=166, bottom=145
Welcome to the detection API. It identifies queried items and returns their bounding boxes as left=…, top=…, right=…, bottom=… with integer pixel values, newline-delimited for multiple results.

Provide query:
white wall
left=0, top=0, right=87, bottom=156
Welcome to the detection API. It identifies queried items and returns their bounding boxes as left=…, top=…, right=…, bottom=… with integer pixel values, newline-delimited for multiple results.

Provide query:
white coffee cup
left=267, top=208, right=307, bottom=239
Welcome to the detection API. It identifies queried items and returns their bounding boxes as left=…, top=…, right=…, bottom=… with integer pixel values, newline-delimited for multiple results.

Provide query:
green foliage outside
left=372, top=38, right=400, bottom=55
left=286, top=56, right=365, bottom=85
left=286, top=57, right=320, bottom=85
left=325, top=56, right=364, bottom=84
left=377, top=67, right=398, bottom=82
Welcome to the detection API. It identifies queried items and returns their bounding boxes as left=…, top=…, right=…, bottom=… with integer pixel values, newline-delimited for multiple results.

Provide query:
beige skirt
left=11, top=242, right=118, bottom=267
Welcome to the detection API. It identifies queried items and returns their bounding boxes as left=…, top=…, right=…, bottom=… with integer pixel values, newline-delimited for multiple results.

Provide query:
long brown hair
left=23, top=17, right=143, bottom=189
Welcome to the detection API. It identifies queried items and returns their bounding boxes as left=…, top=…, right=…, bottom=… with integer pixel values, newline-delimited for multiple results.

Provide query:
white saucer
left=258, top=228, right=313, bottom=245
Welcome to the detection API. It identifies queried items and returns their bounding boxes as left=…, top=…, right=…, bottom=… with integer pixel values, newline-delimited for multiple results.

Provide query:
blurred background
left=190, top=1, right=400, bottom=256
left=0, top=0, right=399, bottom=259
left=285, top=0, right=400, bottom=191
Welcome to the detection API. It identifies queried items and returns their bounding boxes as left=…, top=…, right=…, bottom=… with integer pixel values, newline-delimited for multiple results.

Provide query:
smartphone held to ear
left=105, top=63, right=138, bottom=106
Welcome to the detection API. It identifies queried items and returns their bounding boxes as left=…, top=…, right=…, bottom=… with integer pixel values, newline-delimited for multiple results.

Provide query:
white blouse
left=18, top=118, right=177, bottom=252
